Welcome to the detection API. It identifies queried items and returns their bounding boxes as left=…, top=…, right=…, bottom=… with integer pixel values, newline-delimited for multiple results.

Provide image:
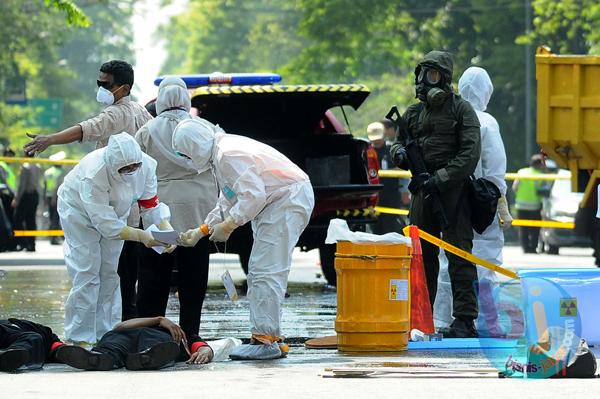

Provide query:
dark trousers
left=517, top=209, right=542, bottom=253
left=118, top=240, right=141, bottom=321
left=46, top=197, right=61, bottom=244
left=410, top=185, right=479, bottom=321
left=93, top=327, right=177, bottom=369
left=136, top=237, right=210, bottom=340
left=0, top=190, right=17, bottom=251
left=14, top=191, right=38, bottom=251
left=372, top=214, right=406, bottom=235
left=0, top=319, right=60, bottom=367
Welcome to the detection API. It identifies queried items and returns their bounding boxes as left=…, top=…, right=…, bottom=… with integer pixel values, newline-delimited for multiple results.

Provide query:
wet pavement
left=2, top=242, right=600, bottom=398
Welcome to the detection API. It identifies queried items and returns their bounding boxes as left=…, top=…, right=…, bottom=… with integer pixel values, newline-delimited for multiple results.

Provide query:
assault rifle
left=386, top=106, right=449, bottom=229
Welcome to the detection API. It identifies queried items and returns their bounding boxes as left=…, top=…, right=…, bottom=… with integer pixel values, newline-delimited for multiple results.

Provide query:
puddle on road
left=0, top=268, right=337, bottom=340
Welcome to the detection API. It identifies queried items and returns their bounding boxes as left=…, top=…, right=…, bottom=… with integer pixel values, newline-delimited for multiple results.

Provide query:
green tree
left=0, top=0, right=136, bottom=157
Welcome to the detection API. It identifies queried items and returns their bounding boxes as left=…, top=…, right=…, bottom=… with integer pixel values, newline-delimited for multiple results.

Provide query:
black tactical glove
left=390, top=143, right=408, bottom=169
left=422, top=176, right=439, bottom=197
left=408, top=172, right=430, bottom=195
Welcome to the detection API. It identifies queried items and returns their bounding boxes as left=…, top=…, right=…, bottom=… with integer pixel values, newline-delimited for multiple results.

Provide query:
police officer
left=391, top=51, right=481, bottom=338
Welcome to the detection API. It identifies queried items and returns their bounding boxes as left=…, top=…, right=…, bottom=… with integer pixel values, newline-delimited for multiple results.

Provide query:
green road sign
left=25, top=98, right=64, bottom=130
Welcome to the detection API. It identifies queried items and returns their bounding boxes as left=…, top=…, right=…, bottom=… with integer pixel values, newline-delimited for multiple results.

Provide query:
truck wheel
left=319, top=244, right=337, bottom=286
left=547, top=245, right=559, bottom=255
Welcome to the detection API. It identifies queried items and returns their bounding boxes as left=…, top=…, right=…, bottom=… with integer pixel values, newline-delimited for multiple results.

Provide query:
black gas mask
left=415, top=65, right=448, bottom=107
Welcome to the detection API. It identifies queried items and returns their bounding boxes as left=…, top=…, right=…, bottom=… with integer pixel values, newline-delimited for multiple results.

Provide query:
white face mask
left=96, top=86, right=115, bottom=106
left=119, top=168, right=140, bottom=185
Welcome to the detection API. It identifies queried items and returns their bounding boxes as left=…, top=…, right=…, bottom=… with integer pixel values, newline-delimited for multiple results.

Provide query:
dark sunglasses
left=97, top=80, right=113, bottom=89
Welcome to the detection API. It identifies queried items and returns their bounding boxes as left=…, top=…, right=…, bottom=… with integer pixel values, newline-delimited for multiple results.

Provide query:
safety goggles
left=118, top=162, right=142, bottom=175
left=97, top=80, right=113, bottom=89
left=417, top=67, right=442, bottom=85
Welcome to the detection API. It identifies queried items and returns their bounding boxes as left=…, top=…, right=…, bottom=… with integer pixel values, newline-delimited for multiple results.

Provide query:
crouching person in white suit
left=58, top=133, right=173, bottom=346
left=173, top=119, right=314, bottom=360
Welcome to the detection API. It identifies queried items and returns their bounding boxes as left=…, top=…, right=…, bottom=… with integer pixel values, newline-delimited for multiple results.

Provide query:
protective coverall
left=173, top=119, right=314, bottom=360
left=434, top=67, right=512, bottom=335
left=392, top=51, right=481, bottom=337
left=58, top=133, right=170, bottom=344
left=135, top=76, right=217, bottom=340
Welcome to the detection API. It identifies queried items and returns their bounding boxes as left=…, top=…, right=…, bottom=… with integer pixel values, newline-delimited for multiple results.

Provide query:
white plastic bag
left=325, top=219, right=411, bottom=245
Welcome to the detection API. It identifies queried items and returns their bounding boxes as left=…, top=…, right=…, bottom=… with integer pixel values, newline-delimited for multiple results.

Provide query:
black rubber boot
left=125, top=341, right=179, bottom=371
left=0, top=349, right=30, bottom=372
left=438, top=318, right=478, bottom=338
left=55, top=345, right=115, bottom=371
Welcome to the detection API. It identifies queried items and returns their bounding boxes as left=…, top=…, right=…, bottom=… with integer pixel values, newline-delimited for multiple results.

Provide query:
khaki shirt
left=79, top=96, right=152, bottom=148
left=15, top=163, right=42, bottom=202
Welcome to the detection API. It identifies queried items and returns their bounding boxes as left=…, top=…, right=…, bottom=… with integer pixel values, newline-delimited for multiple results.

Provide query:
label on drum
left=389, top=279, right=408, bottom=301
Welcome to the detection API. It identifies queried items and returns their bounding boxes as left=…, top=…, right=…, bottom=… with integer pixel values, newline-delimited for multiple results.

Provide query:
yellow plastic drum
left=335, top=241, right=411, bottom=352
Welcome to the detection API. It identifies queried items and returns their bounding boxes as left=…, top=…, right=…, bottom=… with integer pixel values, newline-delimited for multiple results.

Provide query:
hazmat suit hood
left=415, top=50, right=454, bottom=93
left=172, top=118, right=219, bottom=173
left=458, top=66, right=493, bottom=112
left=103, top=133, right=143, bottom=182
left=155, top=76, right=191, bottom=115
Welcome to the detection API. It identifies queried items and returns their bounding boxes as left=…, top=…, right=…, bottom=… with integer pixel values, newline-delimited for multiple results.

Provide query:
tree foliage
left=0, top=0, right=136, bottom=156
left=160, top=0, right=600, bottom=171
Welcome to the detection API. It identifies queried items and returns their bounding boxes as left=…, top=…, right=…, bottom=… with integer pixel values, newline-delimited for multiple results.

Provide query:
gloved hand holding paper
left=145, top=224, right=180, bottom=254
left=148, top=224, right=179, bottom=244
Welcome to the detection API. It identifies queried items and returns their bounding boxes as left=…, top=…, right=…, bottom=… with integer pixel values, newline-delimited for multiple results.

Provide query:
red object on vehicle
left=366, top=144, right=380, bottom=207
left=408, top=225, right=435, bottom=334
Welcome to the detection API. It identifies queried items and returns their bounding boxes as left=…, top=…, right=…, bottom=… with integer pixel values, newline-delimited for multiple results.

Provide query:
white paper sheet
left=145, top=224, right=180, bottom=254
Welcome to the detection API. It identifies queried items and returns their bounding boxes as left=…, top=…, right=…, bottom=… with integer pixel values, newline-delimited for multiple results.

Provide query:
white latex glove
left=497, top=196, right=513, bottom=230
left=209, top=216, right=238, bottom=242
left=163, top=244, right=177, bottom=254
left=158, top=218, right=173, bottom=231
left=177, top=227, right=206, bottom=247
left=120, top=226, right=166, bottom=248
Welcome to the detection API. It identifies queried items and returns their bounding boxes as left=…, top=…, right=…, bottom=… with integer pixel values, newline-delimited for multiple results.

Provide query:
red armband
left=50, top=341, right=64, bottom=351
left=191, top=341, right=208, bottom=353
left=138, top=194, right=159, bottom=209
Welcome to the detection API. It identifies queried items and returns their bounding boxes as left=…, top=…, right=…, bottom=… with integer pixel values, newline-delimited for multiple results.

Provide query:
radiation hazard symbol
left=560, top=298, right=577, bottom=317
left=389, top=279, right=408, bottom=301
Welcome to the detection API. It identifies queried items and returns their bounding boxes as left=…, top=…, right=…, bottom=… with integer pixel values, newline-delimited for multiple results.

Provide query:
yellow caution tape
left=13, top=230, right=64, bottom=237
left=512, top=219, right=574, bottom=229
left=504, top=173, right=569, bottom=181
left=375, top=206, right=409, bottom=216
left=403, top=226, right=519, bottom=280
left=0, top=156, right=79, bottom=166
left=378, top=169, right=412, bottom=178
left=377, top=169, right=569, bottom=181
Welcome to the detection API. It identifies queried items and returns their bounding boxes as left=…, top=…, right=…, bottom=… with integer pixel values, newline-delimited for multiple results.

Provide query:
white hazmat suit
left=58, top=133, right=170, bottom=344
left=172, top=119, right=315, bottom=360
left=434, top=67, right=513, bottom=335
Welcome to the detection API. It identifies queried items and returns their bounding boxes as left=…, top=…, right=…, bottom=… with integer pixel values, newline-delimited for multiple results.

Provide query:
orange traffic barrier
left=407, top=226, right=434, bottom=334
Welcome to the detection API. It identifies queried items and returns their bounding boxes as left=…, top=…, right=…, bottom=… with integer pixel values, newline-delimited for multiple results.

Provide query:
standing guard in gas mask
left=390, top=51, right=482, bottom=338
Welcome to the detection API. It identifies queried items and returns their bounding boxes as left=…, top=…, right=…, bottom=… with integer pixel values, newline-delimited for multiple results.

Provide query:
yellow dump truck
left=535, top=47, right=600, bottom=262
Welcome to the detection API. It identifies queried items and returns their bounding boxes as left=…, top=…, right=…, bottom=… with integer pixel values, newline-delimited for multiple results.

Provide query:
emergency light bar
left=153, top=72, right=282, bottom=88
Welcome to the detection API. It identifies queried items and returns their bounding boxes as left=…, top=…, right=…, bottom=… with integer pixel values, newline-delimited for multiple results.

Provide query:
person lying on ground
left=56, top=316, right=213, bottom=371
left=0, top=319, right=63, bottom=372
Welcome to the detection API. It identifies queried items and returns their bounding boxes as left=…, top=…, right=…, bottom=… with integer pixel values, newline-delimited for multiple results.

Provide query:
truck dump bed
left=536, top=47, right=600, bottom=206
